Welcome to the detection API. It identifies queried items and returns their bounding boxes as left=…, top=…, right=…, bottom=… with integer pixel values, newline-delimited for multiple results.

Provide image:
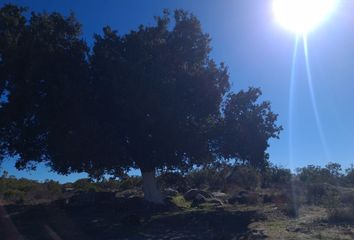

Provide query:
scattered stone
left=206, top=198, right=223, bottom=206
left=184, top=189, right=213, bottom=201
left=212, top=192, right=229, bottom=201
left=191, top=194, right=207, bottom=207
left=115, top=188, right=143, bottom=199
left=163, top=188, right=179, bottom=197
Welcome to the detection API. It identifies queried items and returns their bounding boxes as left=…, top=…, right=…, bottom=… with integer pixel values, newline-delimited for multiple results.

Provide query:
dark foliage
left=0, top=5, right=281, bottom=183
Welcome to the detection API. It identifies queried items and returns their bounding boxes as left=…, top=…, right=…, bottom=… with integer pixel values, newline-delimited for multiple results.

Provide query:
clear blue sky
left=1, top=0, right=354, bottom=182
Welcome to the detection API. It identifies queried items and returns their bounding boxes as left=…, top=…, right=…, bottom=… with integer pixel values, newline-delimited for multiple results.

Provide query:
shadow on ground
left=0, top=196, right=266, bottom=240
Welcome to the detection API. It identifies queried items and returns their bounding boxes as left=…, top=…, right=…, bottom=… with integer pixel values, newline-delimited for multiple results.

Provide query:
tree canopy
left=0, top=4, right=282, bottom=195
left=0, top=5, right=90, bottom=172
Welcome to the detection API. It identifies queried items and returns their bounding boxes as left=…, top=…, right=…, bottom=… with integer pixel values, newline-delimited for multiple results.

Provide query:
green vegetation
left=2, top=162, right=354, bottom=239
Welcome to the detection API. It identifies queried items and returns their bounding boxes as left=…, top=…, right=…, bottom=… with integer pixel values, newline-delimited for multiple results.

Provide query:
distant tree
left=325, top=162, right=342, bottom=179
left=1, top=171, right=9, bottom=178
left=262, top=164, right=292, bottom=187
left=297, top=165, right=335, bottom=184
left=297, top=163, right=344, bottom=185
left=344, top=165, right=354, bottom=186
left=0, top=5, right=282, bottom=203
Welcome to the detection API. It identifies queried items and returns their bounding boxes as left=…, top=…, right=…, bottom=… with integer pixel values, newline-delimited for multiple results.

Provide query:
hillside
left=2, top=164, right=354, bottom=239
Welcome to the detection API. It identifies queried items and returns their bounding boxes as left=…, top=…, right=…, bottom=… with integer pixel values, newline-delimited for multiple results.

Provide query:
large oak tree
left=0, top=5, right=282, bottom=203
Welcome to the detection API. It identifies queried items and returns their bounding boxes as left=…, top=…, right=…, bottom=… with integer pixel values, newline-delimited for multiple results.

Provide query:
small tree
left=325, top=162, right=343, bottom=179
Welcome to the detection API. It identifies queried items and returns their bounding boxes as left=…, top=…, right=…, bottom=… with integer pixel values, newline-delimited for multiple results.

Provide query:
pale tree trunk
left=141, top=170, right=164, bottom=204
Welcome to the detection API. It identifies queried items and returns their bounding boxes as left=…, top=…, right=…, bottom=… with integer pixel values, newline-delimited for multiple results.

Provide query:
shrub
left=327, top=206, right=354, bottom=223
left=306, top=183, right=339, bottom=205
left=226, top=165, right=261, bottom=190
left=169, top=195, right=191, bottom=208
left=185, top=165, right=229, bottom=191
left=44, top=180, right=62, bottom=195
left=344, top=165, right=354, bottom=186
left=262, top=165, right=292, bottom=187
left=326, top=192, right=354, bottom=224
left=297, top=165, right=330, bottom=183
left=97, top=179, right=120, bottom=191
left=118, top=176, right=142, bottom=190
left=3, top=189, right=25, bottom=203
left=157, top=172, right=187, bottom=192
left=72, top=178, right=100, bottom=192
left=229, top=191, right=260, bottom=205
left=297, top=163, right=344, bottom=185
left=281, top=199, right=299, bottom=218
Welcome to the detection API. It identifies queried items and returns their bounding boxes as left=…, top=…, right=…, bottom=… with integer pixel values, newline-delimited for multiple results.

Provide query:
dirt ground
left=1, top=196, right=354, bottom=240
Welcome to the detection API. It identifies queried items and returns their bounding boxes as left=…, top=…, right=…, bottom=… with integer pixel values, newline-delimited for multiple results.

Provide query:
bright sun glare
left=273, top=0, right=338, bottom=34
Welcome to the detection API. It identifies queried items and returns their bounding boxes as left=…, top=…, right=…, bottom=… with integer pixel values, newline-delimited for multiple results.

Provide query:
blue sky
left=1, top=0, right=354, bottom=182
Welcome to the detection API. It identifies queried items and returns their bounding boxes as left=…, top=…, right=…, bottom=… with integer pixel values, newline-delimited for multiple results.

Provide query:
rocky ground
left=1, top=188, right=354, bottom=240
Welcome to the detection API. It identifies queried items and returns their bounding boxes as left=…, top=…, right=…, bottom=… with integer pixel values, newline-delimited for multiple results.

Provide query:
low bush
left=262, top=165, right=292, bottom=187
left=97, top=179, right=120, bottom=191
left=72, top=178, right=100, bottom=192
left=157, top=172, right=187, bottom=192
left=280, top=200, right=299, bottom=218
left=306, top=183, right=339, bottom=205
left=228, top=191, right=259, bottom=205
left=185, top=166, right=228, bottom=191
left=118, top=176, right=142, bottom=191
left=226, top=165, right=261, bottom=190
left=3, top=189, right=25, bottom=203
left=327, top=202, right=354, bottom=223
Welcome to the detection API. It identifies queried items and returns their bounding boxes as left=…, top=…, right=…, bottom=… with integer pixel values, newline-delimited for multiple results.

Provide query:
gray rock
left=191, top=194, right=207, bottom=207
left=184, top=189, right=213, bottom=201
left=163, top=188, right=179, bottom=197
left=206, top=198, right=223, bottom=206
left=212, top=192, right=228, bottom=199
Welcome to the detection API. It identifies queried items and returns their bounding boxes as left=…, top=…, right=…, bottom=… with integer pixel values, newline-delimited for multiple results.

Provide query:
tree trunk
left=141, top=170, right=164, bottom=204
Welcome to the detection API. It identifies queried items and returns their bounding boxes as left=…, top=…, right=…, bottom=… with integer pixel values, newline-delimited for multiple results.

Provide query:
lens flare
left=273, top=0, right=338, bottom=34
left=302, top=36, right=331, bottom=161
left=288, top=36, right=299, bottom=169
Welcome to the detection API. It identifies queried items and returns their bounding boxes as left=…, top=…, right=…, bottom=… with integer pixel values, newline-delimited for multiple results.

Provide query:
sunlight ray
left=303, top=35, right=331, bottom=162
left=289, top=36, right=300, bottom=212
left=288, top=36, right=300, bottom=169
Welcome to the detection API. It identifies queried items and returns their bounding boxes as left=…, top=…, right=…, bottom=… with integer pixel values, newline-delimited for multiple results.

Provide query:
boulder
left=211, top=192, right=229, bottom=202
left=163, top=188, right=179, bottom=197
left=207, top=198, right=223, bottom=206
left=191, top=194, right=207, bottom=207
left=184, top=189, right=213, bottom=201
left=212, top=192, right=228, bottom=198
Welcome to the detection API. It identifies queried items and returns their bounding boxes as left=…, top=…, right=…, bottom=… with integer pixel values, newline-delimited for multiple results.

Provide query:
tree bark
left=141, top=170, right=164, bottom=204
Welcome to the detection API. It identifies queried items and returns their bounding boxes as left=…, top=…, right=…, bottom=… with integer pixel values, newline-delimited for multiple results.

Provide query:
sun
left=273, top=0, right=338, bottom=35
